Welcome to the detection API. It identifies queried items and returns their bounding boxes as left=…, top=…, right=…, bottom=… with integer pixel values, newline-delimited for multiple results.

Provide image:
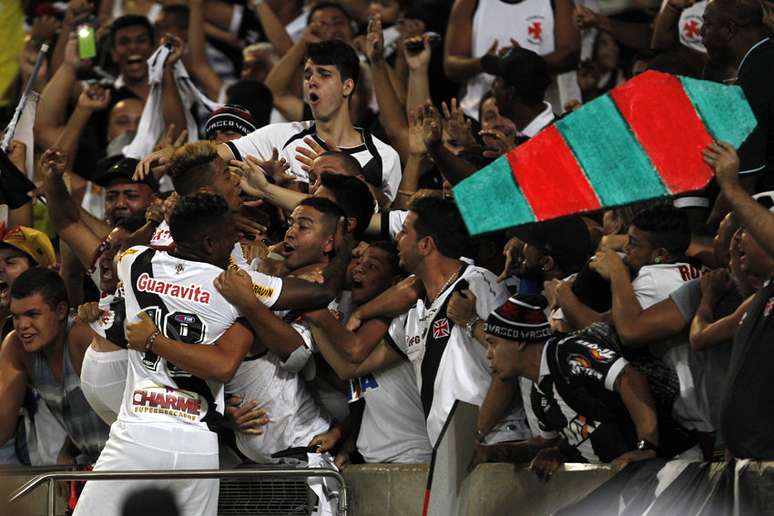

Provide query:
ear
left=202, top=234, right=217, bottom=256
left=540, top=255, right=555, bottom=272
left=323, top=234, right=335, bottom=254
left=346, top=216, right=357, bottom=235
left=418, top=235, right=435, bottom=257
left=342, top=78, right=355, bottom=98
left=56, top=302, right=69, bottom=321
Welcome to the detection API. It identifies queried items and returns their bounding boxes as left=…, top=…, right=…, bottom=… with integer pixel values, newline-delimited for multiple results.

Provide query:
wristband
left=636, top=439, right=657, bottom=452
left=145, top=330, right=161, bottom=352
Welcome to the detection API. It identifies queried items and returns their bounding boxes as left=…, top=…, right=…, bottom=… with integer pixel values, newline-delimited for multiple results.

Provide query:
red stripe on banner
left=610, top=73, right=714, bottom=193
left=507, top=125, right=601, bottom=220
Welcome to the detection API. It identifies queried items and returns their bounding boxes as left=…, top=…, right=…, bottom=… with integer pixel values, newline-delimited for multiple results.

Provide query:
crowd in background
left=0, top=0, right=773, bottom=514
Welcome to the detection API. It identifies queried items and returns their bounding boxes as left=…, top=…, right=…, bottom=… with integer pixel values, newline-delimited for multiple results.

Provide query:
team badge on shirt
left=682, top=15, right=703, bottom=44
left=432, top=318, right=450, bottom=339
left=526, top=16, right=545, bottom=45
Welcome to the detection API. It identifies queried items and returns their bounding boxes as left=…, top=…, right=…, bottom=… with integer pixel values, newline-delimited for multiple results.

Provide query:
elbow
left=616, top=325, right=648, bottom=348
left=442, top=57, right=467, bottom=82
left=214, top=359, right=241, bottom=384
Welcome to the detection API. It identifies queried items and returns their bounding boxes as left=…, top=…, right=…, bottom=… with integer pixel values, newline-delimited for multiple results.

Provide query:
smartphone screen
left=77, top=25, right=97, bottom=60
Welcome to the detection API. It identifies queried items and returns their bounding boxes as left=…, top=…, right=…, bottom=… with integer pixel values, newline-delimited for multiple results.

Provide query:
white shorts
left=80, top=346, right=128, bottom=425
left=227, top=354, right=330, bottom=463
left=73, top=421, right=219, bottom=516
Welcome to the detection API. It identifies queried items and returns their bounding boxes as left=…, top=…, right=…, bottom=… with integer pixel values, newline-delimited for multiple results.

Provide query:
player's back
left=116, top=246, right=241, bottom=432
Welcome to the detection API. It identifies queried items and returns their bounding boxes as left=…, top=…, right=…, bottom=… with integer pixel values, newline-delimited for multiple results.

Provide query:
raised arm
left=251, top=1, right=294, bottom=56
left=0, top=334, right=30, bottom=444
left=443, top=0, right=483, bottom=82
left=126, top=313, right=254, bottom=383
left=187, top=0, right=224, bottom=100
left=36, top=33, right=83, bottom=149
left=575, top=5, right=653, bottom=54
left=54, top=84, right=111, bottom=173
left=159, top=35, right=188, bottom=138
left=542, top=0, right=581, bottom=74
left=264, top=33, right=310, bottom=122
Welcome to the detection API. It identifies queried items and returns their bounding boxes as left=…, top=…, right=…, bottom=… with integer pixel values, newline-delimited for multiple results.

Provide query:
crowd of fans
left=0, top=0, right=773, bottom=514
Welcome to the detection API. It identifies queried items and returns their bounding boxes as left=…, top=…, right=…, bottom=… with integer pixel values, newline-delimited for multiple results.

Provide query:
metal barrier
left=8, top=468, right=348, bottom=516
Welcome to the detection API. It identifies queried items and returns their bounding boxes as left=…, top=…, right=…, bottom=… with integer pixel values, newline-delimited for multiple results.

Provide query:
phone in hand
left=77, top=25, right=97, bottom=60
left=405, top=31, right=441, bottom=55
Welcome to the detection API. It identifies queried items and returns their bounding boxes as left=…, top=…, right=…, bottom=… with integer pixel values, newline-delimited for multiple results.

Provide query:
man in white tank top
left=444, top=0, right=580, bottom=119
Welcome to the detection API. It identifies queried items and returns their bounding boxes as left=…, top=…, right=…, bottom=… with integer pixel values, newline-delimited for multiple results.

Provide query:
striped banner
left=453, top=71, right=757, bottom=235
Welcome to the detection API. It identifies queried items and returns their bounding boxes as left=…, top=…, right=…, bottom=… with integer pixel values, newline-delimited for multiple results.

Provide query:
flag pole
left=1, top=43, right=50, bottom=153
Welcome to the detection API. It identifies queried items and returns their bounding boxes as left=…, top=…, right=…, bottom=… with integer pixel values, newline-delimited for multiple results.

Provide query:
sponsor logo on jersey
left=566, top=415, right=597, bottom=444
left=131, top=386, right=205, bottom=422
left=252, top=282, right=276, bottom=299
left=578, top=340, right=616, bottom=363
left=136, top=272, right=212, bottom=304
left=526, top=16, right=544, bottom=45
left=118, top=248, right=139, bottom=262
left=568, top=354, right=603, bottom=381
left=678, top=264, right=703, bottom=282
left=432, top=318, right=450, bottom=339
left=151, top=227, right=172, bottom=245
left=764, top=297, right=774, bottom=318
left=98, top=309, right=115, bottom=328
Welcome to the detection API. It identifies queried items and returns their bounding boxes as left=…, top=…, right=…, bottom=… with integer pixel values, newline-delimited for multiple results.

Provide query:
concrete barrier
left=342, top=463, right=615, bottom=516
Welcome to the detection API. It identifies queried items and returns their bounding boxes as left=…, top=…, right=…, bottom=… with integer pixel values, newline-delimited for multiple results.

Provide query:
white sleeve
left=279, top=321, right=315, bottom=373
left=246, top=270, right=284, bottom=308
left=224, top=124, right=288, bottom=161
left=381, top=147, right=402, bottom=202
left=387, top=210, right=408, bottom=240
left=384, top=313, right=408, bottom=358
left=631, top=271, right=658, bottom=310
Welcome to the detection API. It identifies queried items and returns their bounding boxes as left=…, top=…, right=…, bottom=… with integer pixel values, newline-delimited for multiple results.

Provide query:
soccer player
left=216, top=40, right=402, bottom=202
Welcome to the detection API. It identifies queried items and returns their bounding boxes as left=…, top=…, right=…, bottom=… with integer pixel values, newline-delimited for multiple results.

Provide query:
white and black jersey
left=116, top=246, right=283, bottom=432
left=531, top=334, right=633, bottom=464
left=225, top=121, right=402, bottom=201
left=150, top=220, right=251, bottom=270
left=349, top=314, right=432, bottom=464
left=399, top=265, right=531, bottom=445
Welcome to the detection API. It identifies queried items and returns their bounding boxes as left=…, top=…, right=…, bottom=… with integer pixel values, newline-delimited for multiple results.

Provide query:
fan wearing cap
left=481, top=293, right=660, bottom=478
left=204, top=105, right=258, bottom=144
left=0, top=227, right=57, bottom=338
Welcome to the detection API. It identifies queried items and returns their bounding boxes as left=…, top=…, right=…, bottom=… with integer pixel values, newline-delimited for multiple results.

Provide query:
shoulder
left=464, top=266, right=508, bottom=298
left=117, top=245, right=150, bottom=266
left=365, top=131, right=400, bottom=157
left=0, top=331, right=27, bottom=369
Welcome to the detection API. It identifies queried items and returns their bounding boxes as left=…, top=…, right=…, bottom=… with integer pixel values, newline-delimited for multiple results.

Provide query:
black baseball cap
left=94, top=156, right=159, bottom=192
left=513, top=216, right=594, bottom=274
left=480, top=47, right=551, bottom=103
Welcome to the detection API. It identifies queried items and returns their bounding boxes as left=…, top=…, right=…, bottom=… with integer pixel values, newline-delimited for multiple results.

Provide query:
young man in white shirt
left=217, top=40, right=402, bottom=203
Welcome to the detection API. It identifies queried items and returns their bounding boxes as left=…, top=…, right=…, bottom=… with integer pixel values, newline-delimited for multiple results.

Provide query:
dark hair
left=115, top=214, right=148, bottom=233
left=307, top=2, right=352, bottom=25
left=306, top=40, right=360, bottom=90
left=368, top=240, right=403, bottom=276
left=319, top=173, right=374, bottom=240
left=10, top=268, right=69, bottom=309
left=319, top=151, right=363, bottom=177
left=225, top=80, right=274, bottom=128
left=169, top=192, right=230, bottom=245
left=632, top=205, right=691, bottom=255
left=122, top=487, right=180, bottom=516
left=110, top=15, right=154, bottom=49
left=297, top=196, right=347, bottom=225
left=167, top=141, right=220, bottom=196
left=409, top=197, right=471, bottom=259
left=159, top=4, right=190, bottom=28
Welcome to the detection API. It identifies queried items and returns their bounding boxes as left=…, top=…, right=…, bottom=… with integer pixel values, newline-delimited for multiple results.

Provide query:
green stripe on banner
left=556, top=95, right=667, bottom=206
left=679, top=76, right=758, bottom=148
left=453, top=156, right=535, bottom=234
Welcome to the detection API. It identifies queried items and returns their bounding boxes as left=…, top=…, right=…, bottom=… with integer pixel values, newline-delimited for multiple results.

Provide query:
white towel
left=123, top=45, right=221, bottom=159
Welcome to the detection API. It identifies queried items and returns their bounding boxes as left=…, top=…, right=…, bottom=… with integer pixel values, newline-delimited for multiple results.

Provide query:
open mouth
left=308, top=92, right=320, bottom=104
left=125, top=55, right=145, bottom=69
left=351, top=278, right=364, bottom=290
left=280, top=242, right=295, bottom=257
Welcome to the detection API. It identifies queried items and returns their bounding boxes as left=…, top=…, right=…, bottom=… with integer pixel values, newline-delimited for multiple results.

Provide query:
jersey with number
left=351, top=314, right=432, bottom=464
left=150, top=220, right=251, bottom=270
left=225, top=121, right=402, bottom=202
left=400, top=264, right=531, bottom=445
left=116, top=246, right=283, bottom=432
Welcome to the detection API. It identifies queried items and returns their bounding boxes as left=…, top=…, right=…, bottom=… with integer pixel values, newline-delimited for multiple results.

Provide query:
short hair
left=632, top=205, right=691, bottom=255
left=169, top=192, right=230, bottom=245
left=319, top=173, right=374, bottom=240
left=10, top=268, right=69, bottom=309
left=368, top=240, right=403, bottom=277
left=409, top=197, right=472, bottom=259
left=297, top=197, right=347, bottom=228
left=306, top=40, right=360, bottom=90
left=714, top=0, right=764, bottom=26
left=225, top=80, right=274, bottom=128
left=110, top=15, right=154, bottom=49
left=307, top=2, right=352, bottom=25
left=319, top=151, right=362, bottom=177
left=167, top=141, right=220, bottom=196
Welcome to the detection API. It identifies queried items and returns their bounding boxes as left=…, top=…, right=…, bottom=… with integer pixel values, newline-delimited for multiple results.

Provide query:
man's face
left=351, top=247, right=397, bottom=305
left=207, top=158, right=242, bottom=211
left=309, top=7, right=354, bottom=42
left=0, top=249, right=33, bottom=308
left=99, top=228, right=130, bottom=293
left=518, top=243, right=545, bottom=282
left=111, top=25, right=154, bottom=82
left=737, top=228, right=774, bottom=278
left=623, top=225, right=656, bottom=274
left=304, top=60, right=352, bottom=121
left=485, top=334, right=520, bottom=381
left=211, top=130, right=244, bottom=145
left=701, top=2, right=734, bottom=62
left=396, top=211, right=424, bottom=273
left=282, top=205, right=334, bottom=269
left=368, top=0, right=402, bottom=26
left=308, top=155, right=349, bottom=194
left=105, top=181, right=154, bottom=224
left=107, top=98, right=143, bottom=141
left=11, top=294, right=66, bottom=353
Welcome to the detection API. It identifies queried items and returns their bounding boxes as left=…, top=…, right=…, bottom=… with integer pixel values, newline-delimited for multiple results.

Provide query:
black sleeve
left=557, top=337, right=627, bottom=392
